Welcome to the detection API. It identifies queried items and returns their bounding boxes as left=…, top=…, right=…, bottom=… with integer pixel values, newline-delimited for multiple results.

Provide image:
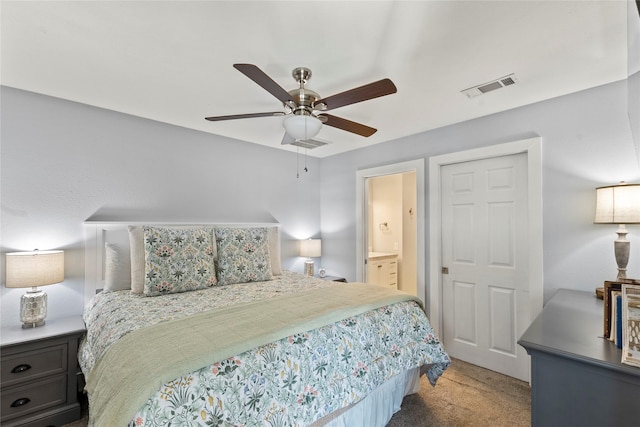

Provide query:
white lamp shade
left=594, top=183, right=640, bottom=224
left=283, top=115, right=322, bottom=140
left=5, top=250, right=64, bottom=288
left=298, top=239, right=321, bottom=258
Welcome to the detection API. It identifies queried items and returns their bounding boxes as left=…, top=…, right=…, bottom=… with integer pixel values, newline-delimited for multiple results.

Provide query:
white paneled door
left=441, top=153, right=530, bottom=381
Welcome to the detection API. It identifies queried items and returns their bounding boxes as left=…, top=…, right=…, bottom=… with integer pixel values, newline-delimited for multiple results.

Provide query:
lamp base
left=22, top=321, right=46, bottom=329
left=615, top=225, right=630, bottom=280
left=304, top=259, right=315, bottom=276
left=20, top=289, right=47, bottom=328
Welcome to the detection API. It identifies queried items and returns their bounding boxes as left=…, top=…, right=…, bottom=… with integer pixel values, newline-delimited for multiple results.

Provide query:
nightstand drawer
left=1, top=374, right=67, bottom=423
left=1, top=343, right=67, bottom=388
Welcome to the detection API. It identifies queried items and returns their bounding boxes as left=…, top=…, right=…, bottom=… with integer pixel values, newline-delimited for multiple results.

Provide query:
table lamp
left=299, top=239, right=321, bottom=276
left=5, top=250, right=64, bottom=328
left=594, top=183, right=640, bottom=279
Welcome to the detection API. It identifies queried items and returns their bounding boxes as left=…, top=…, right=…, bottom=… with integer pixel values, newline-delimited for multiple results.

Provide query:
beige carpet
left=64, top=358, right=530, bottom=427
left=387, top=358, right=531, bottom=426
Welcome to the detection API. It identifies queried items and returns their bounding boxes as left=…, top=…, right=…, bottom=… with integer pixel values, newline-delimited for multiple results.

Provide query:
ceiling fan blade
left=205, top=112, right=284, bottom=122
left=321, top=114, right=377, bottom=137
left=314, top=78, right=397, bottom=111
left=234, top=64, right=293, bottom=104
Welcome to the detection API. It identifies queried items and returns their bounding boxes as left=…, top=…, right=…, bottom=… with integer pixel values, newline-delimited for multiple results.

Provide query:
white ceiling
left=0, top=1, right=631, bottom=157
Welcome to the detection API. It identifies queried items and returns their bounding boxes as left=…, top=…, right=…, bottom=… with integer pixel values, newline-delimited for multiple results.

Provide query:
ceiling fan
left=205, top=64, right=397, bottom=148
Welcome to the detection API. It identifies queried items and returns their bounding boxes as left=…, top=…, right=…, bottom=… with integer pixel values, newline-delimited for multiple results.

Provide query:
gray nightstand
left=1, top=315, right=85, bottom=427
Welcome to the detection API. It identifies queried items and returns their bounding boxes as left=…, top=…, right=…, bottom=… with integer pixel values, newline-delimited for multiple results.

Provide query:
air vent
left=289, top=139, right=328, bottom=149
left=461, top=73, right=518, bottom=98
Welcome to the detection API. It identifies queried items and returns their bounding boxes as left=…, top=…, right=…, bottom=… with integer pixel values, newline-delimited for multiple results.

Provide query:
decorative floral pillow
left=214, top=227, right=273, bottom=286
left=143, top=226, right=217, bottom=296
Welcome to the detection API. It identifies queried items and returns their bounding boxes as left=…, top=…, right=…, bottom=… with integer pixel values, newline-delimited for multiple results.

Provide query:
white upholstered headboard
left=83, top=221, right=281, bottom=307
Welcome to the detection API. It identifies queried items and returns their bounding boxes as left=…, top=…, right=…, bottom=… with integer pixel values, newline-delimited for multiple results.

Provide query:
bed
left=81, top=222, right=450, bottom=426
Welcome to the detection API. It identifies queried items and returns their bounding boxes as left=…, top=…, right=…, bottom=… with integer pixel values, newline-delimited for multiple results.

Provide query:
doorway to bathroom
left=367, top=172, right=417, bottom=294
left=356, top=159, right=425, bottom=301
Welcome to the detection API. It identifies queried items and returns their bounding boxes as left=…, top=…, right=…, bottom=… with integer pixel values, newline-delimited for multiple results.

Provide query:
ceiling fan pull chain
left=304, top=148, right=308, bottom=173
left=296, top=146, right=300, bottom=179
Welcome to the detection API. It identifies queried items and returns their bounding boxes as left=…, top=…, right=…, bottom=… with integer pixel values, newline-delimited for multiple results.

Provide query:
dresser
left=367, top=252, right=398, bottom=289
left=518, top=289, right=640, bottom=427
left=1, top=316, right=85, bottom=427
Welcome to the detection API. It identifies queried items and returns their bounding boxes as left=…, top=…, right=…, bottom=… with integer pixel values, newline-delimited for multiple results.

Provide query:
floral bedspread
left=80, top=272, right=450, bottom=426
left=80, top=272, right=337, bottom=374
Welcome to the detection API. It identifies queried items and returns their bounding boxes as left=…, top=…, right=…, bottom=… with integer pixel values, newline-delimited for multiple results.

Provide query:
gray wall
left=319, top=79, right=640, bottom=303
left=2, top=79, right=640, bottom=328
left=1, top=87, right=321, bottom=327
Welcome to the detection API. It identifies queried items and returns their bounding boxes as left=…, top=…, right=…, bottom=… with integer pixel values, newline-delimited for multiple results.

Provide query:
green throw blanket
left=85, top=282, right=421, bottom=426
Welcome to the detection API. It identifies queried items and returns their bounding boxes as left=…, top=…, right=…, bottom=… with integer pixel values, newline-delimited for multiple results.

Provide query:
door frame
left=356, top=159, right=426, bottom=303
left=428, top=137, right=543, bottom=336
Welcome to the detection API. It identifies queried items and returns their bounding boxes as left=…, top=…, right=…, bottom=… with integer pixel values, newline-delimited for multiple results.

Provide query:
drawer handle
left=10, top=397, right=31, bottom=408
left=11, top=364, right=32, bottom=374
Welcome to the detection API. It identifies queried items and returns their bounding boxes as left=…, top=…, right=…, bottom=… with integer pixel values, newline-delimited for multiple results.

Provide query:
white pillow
left=128, top=225, right=145, bottom=294
left=104, top=242, right=131, bottom=291
left=267, top=226, right=282, bottom=276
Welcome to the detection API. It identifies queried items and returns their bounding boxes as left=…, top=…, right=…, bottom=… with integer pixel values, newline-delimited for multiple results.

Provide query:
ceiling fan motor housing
left=288, top=89, right=320, bottom=115
left=288, top=67, right=321, bottom=116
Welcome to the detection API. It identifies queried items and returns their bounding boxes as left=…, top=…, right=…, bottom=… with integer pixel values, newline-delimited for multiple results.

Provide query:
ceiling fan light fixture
left=283, top=114, right=322, bottom=140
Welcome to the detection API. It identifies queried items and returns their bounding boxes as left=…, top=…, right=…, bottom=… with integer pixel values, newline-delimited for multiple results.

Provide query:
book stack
left=609, top=290, right=623, bottom=348
left=604, top=279, right=640, bottom=349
